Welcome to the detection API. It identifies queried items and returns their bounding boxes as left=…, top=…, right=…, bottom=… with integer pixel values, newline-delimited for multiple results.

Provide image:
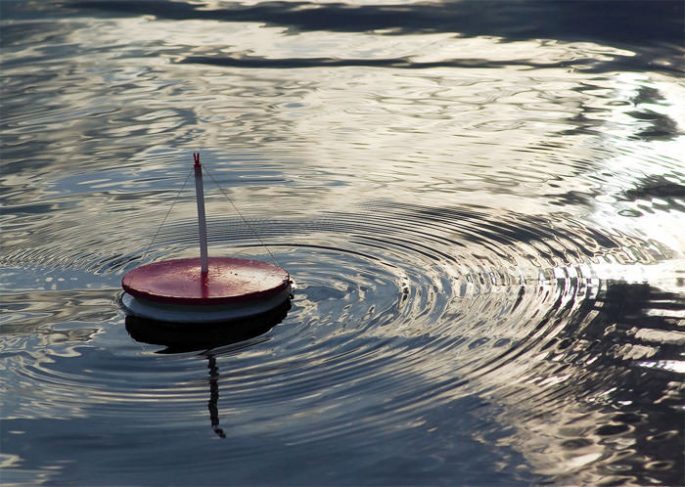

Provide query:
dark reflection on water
left=182, top=54, right=573, bottom=71
left=1, top=0, right=684, bottom=485
left=206, top=354, right=226, bottom=439
left=69, top=0, right=684, bottom=72
left=124, top=299, right=290, bottom=353
left=69, top=0, right=684, bottom=44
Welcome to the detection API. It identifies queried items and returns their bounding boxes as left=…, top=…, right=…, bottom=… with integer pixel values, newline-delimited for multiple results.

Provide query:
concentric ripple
left=3, top=200, right=682, bottom=484
left=3, top=209, right=684, bottom=485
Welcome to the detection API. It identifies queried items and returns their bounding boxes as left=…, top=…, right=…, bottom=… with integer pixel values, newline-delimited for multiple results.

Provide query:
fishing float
left=120, top=153, right=291, bottom=324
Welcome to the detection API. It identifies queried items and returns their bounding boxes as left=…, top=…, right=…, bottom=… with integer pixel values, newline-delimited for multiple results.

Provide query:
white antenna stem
left=193, top=153, right=209, bottom=275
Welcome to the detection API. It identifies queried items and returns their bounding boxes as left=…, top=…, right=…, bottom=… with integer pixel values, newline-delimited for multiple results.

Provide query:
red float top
left=122, top=257, right=290, bottom=305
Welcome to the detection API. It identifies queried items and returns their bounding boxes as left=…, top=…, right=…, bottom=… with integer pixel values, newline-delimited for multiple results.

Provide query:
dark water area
left=1, top=0, right=684, bottom=485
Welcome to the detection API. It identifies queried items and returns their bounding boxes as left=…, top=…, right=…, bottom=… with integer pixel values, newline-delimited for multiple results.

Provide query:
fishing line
left=141, top=169, right=193, bottom=260
left=204, top=167, right=282, bottom=268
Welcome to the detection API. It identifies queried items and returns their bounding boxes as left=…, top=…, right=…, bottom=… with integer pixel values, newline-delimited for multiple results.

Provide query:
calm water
left=1, top=1, right=684, bottom=485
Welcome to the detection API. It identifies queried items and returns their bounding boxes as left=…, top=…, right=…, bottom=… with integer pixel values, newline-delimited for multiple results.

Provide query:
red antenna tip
left=193, top=152, right=201, bottom=167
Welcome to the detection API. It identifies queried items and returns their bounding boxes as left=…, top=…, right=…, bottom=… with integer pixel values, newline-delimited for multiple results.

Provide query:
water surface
left=1, top=1, right=684, bottom=485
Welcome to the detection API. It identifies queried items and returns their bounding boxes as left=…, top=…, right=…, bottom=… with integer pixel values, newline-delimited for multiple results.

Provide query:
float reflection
left=206, top=353, right=225, bottom=439
left=125, top=300, right=291, bottom=439
left=124, top=299, right=290, bottom=353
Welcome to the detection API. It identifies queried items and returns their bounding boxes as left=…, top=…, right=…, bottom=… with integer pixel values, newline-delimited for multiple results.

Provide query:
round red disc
left=122, top=257, right=290, bottom=305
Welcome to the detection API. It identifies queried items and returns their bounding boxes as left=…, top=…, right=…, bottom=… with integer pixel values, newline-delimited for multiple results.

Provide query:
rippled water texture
left=1, top=1, right=684, bottom=485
